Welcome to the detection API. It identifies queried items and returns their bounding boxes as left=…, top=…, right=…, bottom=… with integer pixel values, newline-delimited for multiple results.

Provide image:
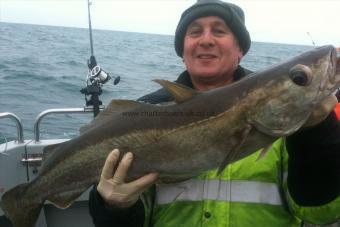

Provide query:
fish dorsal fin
left=80, top=99, right=146, bottom=134
left=153, top=79, right=198, bottom=103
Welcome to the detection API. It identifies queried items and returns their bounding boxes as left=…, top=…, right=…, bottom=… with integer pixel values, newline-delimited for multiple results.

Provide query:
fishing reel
left=80, top=56, right=120, bottom=117
left=89, top=65, right=110, bottom=84
left=87, top=56, right=120, bottom=85
left=86, top=55, right=121, bottom=85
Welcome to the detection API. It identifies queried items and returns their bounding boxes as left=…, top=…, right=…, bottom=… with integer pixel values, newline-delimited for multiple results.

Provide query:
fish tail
left=1, top=183, right=43, bottom=227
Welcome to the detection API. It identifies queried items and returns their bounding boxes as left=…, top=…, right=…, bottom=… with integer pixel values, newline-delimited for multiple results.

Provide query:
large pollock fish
left=2, top=45, right=340, bottom=227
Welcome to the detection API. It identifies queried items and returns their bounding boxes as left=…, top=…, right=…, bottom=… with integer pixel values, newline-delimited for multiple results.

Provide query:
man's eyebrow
left=211, top=20, right=227, bottom=27
left=187, top=22, right=201, bottom=29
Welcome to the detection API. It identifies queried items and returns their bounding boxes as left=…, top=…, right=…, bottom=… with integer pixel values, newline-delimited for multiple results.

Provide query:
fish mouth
left=329, top=47, right=340, bottom=84
left=336, top=48, right=340, bottom=76
left=319, top=47, right=340, bottom=94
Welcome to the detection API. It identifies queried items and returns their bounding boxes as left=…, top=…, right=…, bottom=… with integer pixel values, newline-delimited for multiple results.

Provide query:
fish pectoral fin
left=217, top=124, right=252, bottom=175
left=255, top=145, right=272, bottom=161
left=80, top=99, right=147, bottom=134
left=153, top=79, right=198, bottom=103
left=46, top=187, right=87, bottom=209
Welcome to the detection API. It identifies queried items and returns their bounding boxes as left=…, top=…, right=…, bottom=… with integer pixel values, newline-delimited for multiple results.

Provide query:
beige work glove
left=97, top=149, right=158, bottom=208
left=303, top=94, right=338, bottom=128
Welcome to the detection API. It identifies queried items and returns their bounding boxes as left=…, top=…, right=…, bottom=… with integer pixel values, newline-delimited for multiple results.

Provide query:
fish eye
left=289, top=64, right=313, bottom=86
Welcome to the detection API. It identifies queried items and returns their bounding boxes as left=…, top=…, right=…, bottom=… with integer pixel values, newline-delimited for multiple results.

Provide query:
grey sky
left=1, top=0, right=339, bottom=46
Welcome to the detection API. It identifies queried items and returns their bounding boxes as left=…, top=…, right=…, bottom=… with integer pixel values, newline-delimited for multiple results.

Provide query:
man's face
left=183, top=16, right=243, bottom=88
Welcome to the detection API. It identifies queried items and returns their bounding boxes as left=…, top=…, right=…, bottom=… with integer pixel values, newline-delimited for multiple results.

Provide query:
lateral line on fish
left=113, top=109, right=233, bottom=149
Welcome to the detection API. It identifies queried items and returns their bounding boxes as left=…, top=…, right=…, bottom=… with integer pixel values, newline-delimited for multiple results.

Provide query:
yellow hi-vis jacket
left=142, top=139, right=340, bottom=227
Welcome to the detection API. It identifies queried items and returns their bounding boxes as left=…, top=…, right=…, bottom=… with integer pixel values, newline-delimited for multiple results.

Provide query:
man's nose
left=199, top=31, right=215, bottom=48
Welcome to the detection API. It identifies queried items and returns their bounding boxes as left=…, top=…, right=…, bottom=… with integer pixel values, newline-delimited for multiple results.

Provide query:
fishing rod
left=306, top=32, right=316, bottom=46
left=88, top=0, right=94, bottom=57
left=81, top=0, right=120, bottom=118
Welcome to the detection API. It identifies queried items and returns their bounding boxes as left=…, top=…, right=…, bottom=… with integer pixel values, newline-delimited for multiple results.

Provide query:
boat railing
left=34, top=106, right=104, bottom=142
left=0, top=112, right=24, bottom=143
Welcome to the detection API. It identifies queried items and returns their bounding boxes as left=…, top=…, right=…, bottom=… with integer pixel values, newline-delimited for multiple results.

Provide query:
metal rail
left=0, top=112, right=24, bottom=143
left=34, top=106, right=104, bottom=142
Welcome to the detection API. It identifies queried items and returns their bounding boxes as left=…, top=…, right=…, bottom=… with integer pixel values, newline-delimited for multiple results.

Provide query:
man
left=89, top=0, right=339, bottom=226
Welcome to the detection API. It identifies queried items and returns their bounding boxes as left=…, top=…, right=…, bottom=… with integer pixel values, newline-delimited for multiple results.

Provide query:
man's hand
left=304, top=94, right=338, bottom=128
left=97, top=149, right=158, bottom=208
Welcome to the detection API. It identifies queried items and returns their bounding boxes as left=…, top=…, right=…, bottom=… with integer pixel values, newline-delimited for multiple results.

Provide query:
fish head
left=247, top=45, right=340, bottom=136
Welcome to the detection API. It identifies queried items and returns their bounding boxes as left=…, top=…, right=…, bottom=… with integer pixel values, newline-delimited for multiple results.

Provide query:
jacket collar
left=175, top=65, right=251, bottom=89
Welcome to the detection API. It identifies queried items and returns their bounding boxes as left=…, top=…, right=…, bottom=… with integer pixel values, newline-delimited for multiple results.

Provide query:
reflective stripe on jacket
left=143, top=139, right=339, bottom=227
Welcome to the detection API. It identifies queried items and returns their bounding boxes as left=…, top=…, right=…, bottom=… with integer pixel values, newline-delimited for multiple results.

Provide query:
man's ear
left=238, top=45, right=244, bottom=64
left=238, top=53, right=243, bottom=64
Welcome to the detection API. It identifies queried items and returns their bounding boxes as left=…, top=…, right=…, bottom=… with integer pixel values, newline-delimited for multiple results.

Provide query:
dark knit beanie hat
left=175, top=0, right=251, bottom=57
